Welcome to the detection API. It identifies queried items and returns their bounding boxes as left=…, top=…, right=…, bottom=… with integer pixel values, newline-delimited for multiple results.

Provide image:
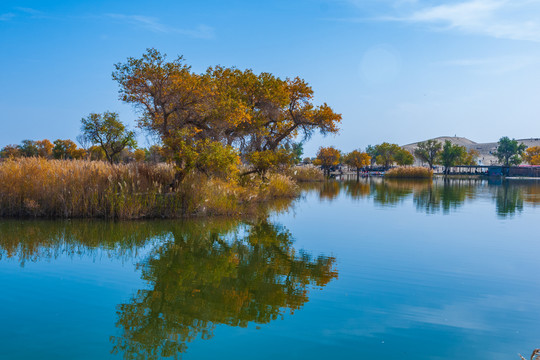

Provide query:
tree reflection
left=110, top=219, right=338, bottom=359
left=413, top=179, right=478, bottom=214
left=343, top=180, right=371, bottom=200
left=522, top=181, right=540, bottom=206
left=494, top=181, right=524, bottom=217
left=318, top=181, right=341, bottom=201
left=370, top=179, right=417, bottom=206
left=312, top=177, right=540, bottom=218
left=0, top=218, right=338, bottom=359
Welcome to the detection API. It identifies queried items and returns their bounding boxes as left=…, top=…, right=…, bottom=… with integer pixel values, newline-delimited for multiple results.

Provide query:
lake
left=1, top=178, right=539, bottom=360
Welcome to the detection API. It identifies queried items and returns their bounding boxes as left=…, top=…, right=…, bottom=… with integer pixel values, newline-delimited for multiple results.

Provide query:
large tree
left=36, top=140, right=54, bottom=159
left=414, top=139, right=442, bottom=168
left=438, top=140, right=467, bottom=174
left=314, top=146, right=341, bottom=176
left=461, top=149, right=480, bottom=166
left=394, top=149, right=414, bottom=166
left=343, top=150, right=371, bottom=179
left=52, top=139, right=84, bottom=160
left=112, top=49, right=341, bottom=180
left=365, top=145, right=378, bottom=166
left=80, top=111, right=137, bottom=164
left=494, top=137, right=526, bottom=166
left=0, top=144, right=21, bottom=158
left=523, top=146, right=540, bottom=165
left=19, top=140, right=39, bottom=157
left=373, top=143, right=402, bottom=168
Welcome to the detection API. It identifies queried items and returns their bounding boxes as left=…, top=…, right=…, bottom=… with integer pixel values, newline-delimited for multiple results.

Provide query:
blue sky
left=2, top=0, right=540, bottom=156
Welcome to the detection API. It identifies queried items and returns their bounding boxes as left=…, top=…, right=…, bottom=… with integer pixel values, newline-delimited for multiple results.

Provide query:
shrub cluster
left=385, top=166, right=433, bottom=179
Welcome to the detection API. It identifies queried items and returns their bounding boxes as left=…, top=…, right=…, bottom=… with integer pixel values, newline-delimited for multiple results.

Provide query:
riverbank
left=0, top=158, right=305, bottom=220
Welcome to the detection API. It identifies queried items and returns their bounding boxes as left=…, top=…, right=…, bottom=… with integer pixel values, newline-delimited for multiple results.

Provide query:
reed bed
left=287, top=166, right=325, bottom=182
left=385, top=166, right=433, bottom=179
left=0, top=158, right=299, bottom=219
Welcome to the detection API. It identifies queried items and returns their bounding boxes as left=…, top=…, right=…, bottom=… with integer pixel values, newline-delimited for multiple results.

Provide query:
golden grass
left=287, top=166, right=325, bottom=182
left=0, top=158, right=299, bottom=219
left=385, top=166, right=433, bottom=179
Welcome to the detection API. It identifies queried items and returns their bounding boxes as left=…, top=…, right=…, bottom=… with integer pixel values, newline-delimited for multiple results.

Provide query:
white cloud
left=337, top=0, right=540, bottom=42
left=0, top=13, right=15, bottom=21
left=14, top=7, right=46, bottom=16
left=436, top=55, right=540, bottom=73
left=105, top=14, right=214, bottom=38
left=384, top=0, right=540, bottom=42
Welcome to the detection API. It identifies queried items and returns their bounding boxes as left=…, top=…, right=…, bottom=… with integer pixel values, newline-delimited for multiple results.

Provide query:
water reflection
left=0, top=220, right=160, bottom=265
left=493, top=182, right=524, bottom=217
left=305, top=178, right=540, bottom=216
left=413, top=179, right=478, bottom=214
left=371, top=180, right=416, bottom=206
left=318, top=181, right=341, bottom=201
left=0, top=219, right=337, bottom=359
left=111, top=219, right=337, bottom=359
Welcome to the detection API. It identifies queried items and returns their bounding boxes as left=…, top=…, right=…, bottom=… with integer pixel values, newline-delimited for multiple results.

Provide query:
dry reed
left=0, top=158, right=299, bottom=219
left=287, top=166, right=325, bottom=182
left=385, top=166, right=433, bottom=179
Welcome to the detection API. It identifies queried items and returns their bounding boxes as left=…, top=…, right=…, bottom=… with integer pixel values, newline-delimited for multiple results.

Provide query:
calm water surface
left=1, top=178, right=539, bottom=360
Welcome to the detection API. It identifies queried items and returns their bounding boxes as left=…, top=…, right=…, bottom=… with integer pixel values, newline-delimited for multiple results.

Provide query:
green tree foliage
left=290, top=142, right=304, bottom=165
left=19, top=140, right=39, bottom=157
left=438, top=140, right=467, bottom=174
left=87, top=145, right=105, bottom=161
left=164, top=136, right=240, bottom=180
left=81, top=111, right=137, bottom=164
left=52, top=139, right=84, bottom=160
left=394, top=149, right=414, bottom=166
left=112, top=49, right=341, bottom=180
left=414, top=140, right=442, bottom=168
left=494, top=137, right=527, bottom=166
left=373, top=143, right=402, bottom=168
left=365, top=145, right=378, bottom=166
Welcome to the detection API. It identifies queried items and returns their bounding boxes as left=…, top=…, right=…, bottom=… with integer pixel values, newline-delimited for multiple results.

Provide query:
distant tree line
left=312, top=143, right=415, bottom=176
left=0, top=137, right=167, bottom=163
left=311, top=137, right=538, bottom=176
